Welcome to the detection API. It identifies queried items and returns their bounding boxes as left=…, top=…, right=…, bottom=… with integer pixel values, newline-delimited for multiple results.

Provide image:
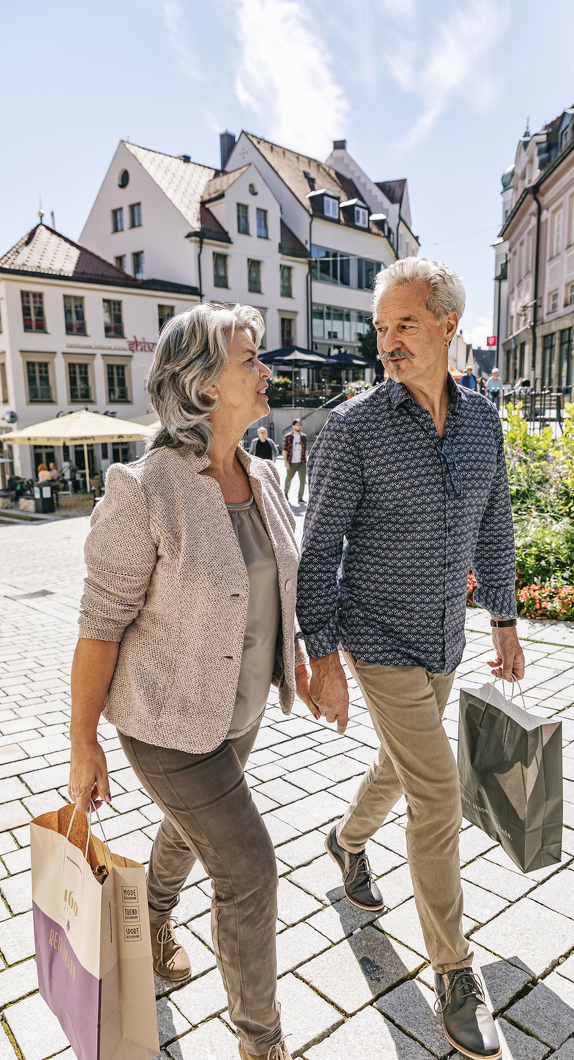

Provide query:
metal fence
left=490, top=385, right=573, bottom=432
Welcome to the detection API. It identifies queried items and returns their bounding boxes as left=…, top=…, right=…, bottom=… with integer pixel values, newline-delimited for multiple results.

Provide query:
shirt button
left=285, top=579, right=292, bottom=591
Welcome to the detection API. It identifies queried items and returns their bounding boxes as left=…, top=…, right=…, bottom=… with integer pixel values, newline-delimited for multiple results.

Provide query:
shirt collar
left=387, top=372, right=464, bottom=416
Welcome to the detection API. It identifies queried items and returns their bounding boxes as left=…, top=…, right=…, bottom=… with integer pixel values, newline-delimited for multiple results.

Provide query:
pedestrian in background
left=460, top=364, right=476, bottom=390
left=68, top=303, right=315, bottom=1060
left=297, top=257, right=524, bottom=1060
left=486, top=367, right=502, bottom=401
left=37, top=463, right=51, bottom=482
left=49, top=462, right=59, bottom=480
left=249, top=425, right=278, bottom=462
left=282, top=418, right=307, bottom=504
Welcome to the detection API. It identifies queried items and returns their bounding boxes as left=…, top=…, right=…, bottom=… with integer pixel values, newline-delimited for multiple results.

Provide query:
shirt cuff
left=473, top=585, right=517, bottom=619
left=301, top=618, right=341, bottom=659
left=78, top=615, right=126, bottom=642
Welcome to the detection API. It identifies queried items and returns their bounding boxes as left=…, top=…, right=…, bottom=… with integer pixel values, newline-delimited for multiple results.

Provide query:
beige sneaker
left=150, top=918, right=190, bottom=981
left=238, top=1040, right=292, bottom=1059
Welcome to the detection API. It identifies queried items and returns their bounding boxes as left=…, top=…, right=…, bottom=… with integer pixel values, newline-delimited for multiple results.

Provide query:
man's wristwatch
left=490, top=618, right=517, bottom=628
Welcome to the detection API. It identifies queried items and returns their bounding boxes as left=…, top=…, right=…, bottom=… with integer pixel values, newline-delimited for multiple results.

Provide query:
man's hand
left=309, top=651, right=349, bottom=734
left=283, top=453, right=290, bottom=469
left=487, top=626, right=525, bottom=683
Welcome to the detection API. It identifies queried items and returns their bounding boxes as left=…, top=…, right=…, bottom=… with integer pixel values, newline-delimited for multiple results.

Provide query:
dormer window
left=354, top=206, right=368, bottom=228
left=324, top=197, right=339, bottom=218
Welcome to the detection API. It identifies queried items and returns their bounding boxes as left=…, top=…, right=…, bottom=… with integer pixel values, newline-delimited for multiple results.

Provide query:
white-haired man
left=297, top=258, right=524, bottom=1060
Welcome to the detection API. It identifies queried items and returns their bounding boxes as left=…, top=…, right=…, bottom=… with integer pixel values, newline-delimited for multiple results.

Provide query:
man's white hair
left=372, top=258, right=466, bottom=322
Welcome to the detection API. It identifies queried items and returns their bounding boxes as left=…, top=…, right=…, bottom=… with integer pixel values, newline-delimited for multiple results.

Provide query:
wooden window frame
left=20, top=350, right=57, bottom=404
left=102, top=354, right=133, bottom=404
left=62, top=352, right=96, bottom=404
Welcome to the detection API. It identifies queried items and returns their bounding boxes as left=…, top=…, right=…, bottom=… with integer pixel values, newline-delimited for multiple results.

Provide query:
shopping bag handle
left=485, top=677, right=529, bottom=713
left=64, top=800, right=113, bottom=866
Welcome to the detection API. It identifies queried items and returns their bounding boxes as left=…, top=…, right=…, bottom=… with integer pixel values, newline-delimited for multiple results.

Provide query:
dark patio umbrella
left=326, top=348, right=371, bottom=367
left=258, top=345, right=328, bottom=365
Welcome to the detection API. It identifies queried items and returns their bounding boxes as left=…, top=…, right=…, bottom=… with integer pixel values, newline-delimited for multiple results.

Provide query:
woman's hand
left=68, top=741, right=111, bottom=814
left=295, top=664, right=320, bottom=720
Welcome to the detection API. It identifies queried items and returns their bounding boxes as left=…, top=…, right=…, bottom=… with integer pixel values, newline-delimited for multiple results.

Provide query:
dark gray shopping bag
left=458, top=682, right=563, bottom=873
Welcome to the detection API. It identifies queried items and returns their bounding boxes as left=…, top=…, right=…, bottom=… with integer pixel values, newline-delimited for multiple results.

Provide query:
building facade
left=496, top=108, right=574, bottom=388
left=80, top=132, right=419, bottom=357
left=0, top=223, right=198, bottom=479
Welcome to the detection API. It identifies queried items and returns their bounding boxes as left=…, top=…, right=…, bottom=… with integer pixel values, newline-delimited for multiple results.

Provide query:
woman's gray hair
left=147, top=302, right=265, bottom=454
left=372, top=258, right=466, bottom=322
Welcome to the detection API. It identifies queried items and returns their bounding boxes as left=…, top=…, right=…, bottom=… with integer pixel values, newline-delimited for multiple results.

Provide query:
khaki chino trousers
left=338, top=656, right=472, bottom=975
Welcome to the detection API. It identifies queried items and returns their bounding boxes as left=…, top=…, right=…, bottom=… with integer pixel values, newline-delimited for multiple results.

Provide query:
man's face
left=293, top=422, right=301, bottom=433
left=258, top=428, right=267, bottom=440
left=466, top=367, right=472, bottom=375
left=373, top=281, right=458, bottom=391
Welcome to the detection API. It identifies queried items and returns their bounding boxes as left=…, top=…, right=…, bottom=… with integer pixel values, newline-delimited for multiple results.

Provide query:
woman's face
left=211, top=329, right=270, bottom=425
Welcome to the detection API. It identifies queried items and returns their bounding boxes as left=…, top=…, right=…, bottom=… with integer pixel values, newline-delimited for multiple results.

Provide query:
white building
left=0, top=223, right=198, bottom=480
left=80, top=132, right=419, bottom=357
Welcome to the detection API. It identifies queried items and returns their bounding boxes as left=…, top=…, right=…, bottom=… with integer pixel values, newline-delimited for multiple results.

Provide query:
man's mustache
left=380, top=349, right=416, bottom=364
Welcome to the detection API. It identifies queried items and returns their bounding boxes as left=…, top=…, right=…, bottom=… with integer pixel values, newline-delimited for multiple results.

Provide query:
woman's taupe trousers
left=337, top=656, right=473, bottom=975
left=118, top=723, right=282, bottom=1057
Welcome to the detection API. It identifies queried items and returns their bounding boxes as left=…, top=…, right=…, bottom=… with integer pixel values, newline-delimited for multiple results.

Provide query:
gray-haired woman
left=68, top=303, right=317, bottom=1060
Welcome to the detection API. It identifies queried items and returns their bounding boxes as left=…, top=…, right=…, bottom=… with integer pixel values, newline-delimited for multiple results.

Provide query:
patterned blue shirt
left=298, top=375, right=517, bottom=674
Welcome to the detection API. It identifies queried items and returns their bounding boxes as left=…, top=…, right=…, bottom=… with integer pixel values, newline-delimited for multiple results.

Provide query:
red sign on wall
left=486, top=335, right=497, bottom=347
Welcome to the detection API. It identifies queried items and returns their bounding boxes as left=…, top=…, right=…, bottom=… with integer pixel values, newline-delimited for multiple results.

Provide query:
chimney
left=333, top=139, right=347, bottom=151
left=220, top=131, right=236, bottom=171
left=179, top=154, right=191, bottom=163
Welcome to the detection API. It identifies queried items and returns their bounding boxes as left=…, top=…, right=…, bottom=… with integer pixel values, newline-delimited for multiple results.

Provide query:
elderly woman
left=68, top=303, right=317, bottom=1060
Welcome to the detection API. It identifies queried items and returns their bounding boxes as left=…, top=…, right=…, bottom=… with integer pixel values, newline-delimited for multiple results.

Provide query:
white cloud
left=382, top=0, right=511, bottom=149
left=160, top=0, right=203, bottom=81
left=234, top=0, right=349, bottom=156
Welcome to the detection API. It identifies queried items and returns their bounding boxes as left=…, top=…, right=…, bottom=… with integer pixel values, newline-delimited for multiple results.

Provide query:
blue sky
left=2, top=0, right=574, bottom=346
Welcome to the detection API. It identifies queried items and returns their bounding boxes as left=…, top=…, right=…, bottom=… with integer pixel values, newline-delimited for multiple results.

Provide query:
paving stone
left=298, top=925, right=424, bottom=1013
left=0, top=1029, right=18, bottom=1060
left=22, top=790, right=67, bottom=819
left=276, top=921, right=331, bottom=975
left=380, top=863, right=414, bottom=909
left=528, top=867, right=574, bottom=919
left=170, top=1017, right=238, bottom=1060
left=272, top=735, right=317, bottom=758
left=109, top=829, right=153, bottom=864
left=275, top=830, right=328, bottom=869
left=461, top=878, right=510, bottom=923
left=250, top=790, right=278, bottom=814
left=155, top=996, right=191, bottom=1047
left=0, top=801, right=31, bottom=832
left=140, top=801, right=164, bottom=824
left=473, top=898, right=574, bottom=976
left=553, top=1039, right=574, bottom=1060
left=109, top=766, right=142, bottom=791
left=304, top=998, right=435, bottom=1060
left=247, top=748, right=281, bottom=767
left=275, top=971, right=342, bottom=1053
left=496, top=1016, right=548, bottom=1060
left=2, top=847, right=31, bottom=875
left=277, top=877, right=323, bottom=924
left=0, top=757, right=47, bottom=781
left=289, top=853, right=344, bottom=903
left=273, top=790, right=348, bottom=832
left=187, top=911, right=213, bottom=951
left=4, top=990, right=70, bottom=1059
left=247, top=762, right=286, bottom=783
left=375, top=978, right=451, bottom=1058
left=484, top=843, right=570, bottom=881
left=0, top=959, right=38, bottom=1007
left=0, top=871, right=31, bottom=915
left=374, top=821, right=408, bottom=858
left=0, top=778, right=29, bottom=804
left=311, top=754, right=365, bottom=783
left=375, top=897, right=427, bottom=959
left=252, top=727, right=290, bottom=751
left=176, top=885, right=211, bottom=923
left=0, top=836, right=17, bottom=858
left=505, top=971, right=574, bottom=1047
left=418, top=943, right=530, bottom=1012
left=22, top=764, right=70, bottom=793
left=171, top=967, right=228, bottom=1024
left=254, top=777, right=309, bottom=805
left=556, top=952, right=574, bottom=984
left=285, top=767, right=331, bottom=794
left=261, top=812, right=300, bottom=846
left=462, top=858, right=537, bottom=901
left=279, top=749, right=325, bottom=772
left=458, top=825, right=498, bottom=863
left=346, top=744, right=377, bottom=765
left=368, top=844, right=406, bottom=877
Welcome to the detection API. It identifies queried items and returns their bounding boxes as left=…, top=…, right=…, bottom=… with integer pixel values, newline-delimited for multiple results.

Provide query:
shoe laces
left=435, top=968, right=485, bottom=1013
left=266, top=1034, right=292, bottom=1059
left=156, top=917, right=179, bottom=966
left=343, top=850, right=375, bottom=888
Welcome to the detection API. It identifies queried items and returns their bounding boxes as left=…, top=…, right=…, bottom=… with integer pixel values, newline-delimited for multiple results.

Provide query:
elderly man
left=297, top=258, right=524, bottom=1060
left=282, top=419, right=307, bottom=504
left=460, top=364, right=476, bottom=390
left=249, top=425, right=278, bottom=462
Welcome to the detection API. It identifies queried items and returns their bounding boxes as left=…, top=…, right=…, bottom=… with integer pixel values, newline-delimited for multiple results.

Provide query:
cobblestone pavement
left=1, top=477, right=574, bottom=1059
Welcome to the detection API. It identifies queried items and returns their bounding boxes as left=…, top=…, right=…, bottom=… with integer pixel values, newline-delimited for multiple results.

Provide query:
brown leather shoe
left=238, top=1039, right=292, bottom=1059
left=150, top=918, right=190, bottom=981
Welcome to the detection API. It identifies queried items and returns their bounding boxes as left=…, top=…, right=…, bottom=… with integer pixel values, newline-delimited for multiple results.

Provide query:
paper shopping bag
left=31, top=803, right=159, bottom=1060
left=458, top=682, right=563, bottom=873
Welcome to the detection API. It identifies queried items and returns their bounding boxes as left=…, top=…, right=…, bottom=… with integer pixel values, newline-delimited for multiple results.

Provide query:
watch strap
left=490, top=618, right=517, bottom=628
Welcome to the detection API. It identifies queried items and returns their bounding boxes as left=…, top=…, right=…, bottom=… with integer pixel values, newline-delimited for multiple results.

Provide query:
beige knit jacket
left=79, top=444, right=307, bottom=754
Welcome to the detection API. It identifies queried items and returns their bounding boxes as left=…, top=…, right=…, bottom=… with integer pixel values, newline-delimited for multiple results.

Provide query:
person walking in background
left=68, top=303, right=315, bottom=1060
left=486, top=366, right=502, bottom=401
left=282, top=418, right=307, bottom=504
left=37, top=463, right=51, bottom=482
left=249, top=425, right=278, bottom=462
left=297, top=258, right=524, bottom=1060
left=460, top=364, right=476, bottom=390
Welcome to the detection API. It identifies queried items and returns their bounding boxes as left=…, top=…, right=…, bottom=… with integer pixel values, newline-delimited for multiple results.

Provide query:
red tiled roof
left=0, top=224, right=134, bottom=280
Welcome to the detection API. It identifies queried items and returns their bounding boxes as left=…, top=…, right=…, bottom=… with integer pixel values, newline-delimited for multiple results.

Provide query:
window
left=281, top=318, right=293, bottom=347
left=542, top=333, right=556, bottom=388
left=0, top=361, right=8, bottom=403
left=132, top=251, right=145, bottom=280
left=68, top=362, right=92, bottom=402
left=26, top=361, right=52, bottom=402
left=568, top=282, right=574, bottom=305
left=549, top=290, right=559, bottom=313
left=129, top=203, right=142, bottom=228
left=323, top=197, right=339, bottom=218
left=118, top=169, right=129, bottom=188
left=106, top=362, right=129, bottom=402
left=63, top=295, right=86, bottom=335
left=247, top=259, right=261, bottom=293
left=21, top=291, right=45, bottom=332
left=280, top=265, right=293, bottom=298
left=103, top=299, right=124, bottom=337
left=115, top=255, right=126, bottom=271
left=559, top=328, right=573, bottom=389
left=237, top=203, right=249, bottom=235
left=213, top=253, right=228, bottom=288
left=354, top=206, right=368, bottom=228
left=310, top=246, right=350, bottom=286
left=312, top=303, right=370, bottom=343
left=519, top=341, right=526, bottom=378
left=158, top=304, right=174, bottom=332
left=357, top=259, right=381, bottom=290
left=553, top=208, right=563, bottom=256
left=256, top=208, right=268, bottom=238
left=112, top=208, right=124, bottom=233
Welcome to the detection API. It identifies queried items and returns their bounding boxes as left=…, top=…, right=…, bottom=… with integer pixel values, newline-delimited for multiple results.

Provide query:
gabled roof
left=0, top=224, right=131, bottom=281
left=124, top=142, right=216, bottom=228
left=279, top=220, right=307, bottom=259
left=376, top=180, right=406, bottom=206
left=243, top=132, right=355, bottom=213
left=201, top=165, right=250, bottom=204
